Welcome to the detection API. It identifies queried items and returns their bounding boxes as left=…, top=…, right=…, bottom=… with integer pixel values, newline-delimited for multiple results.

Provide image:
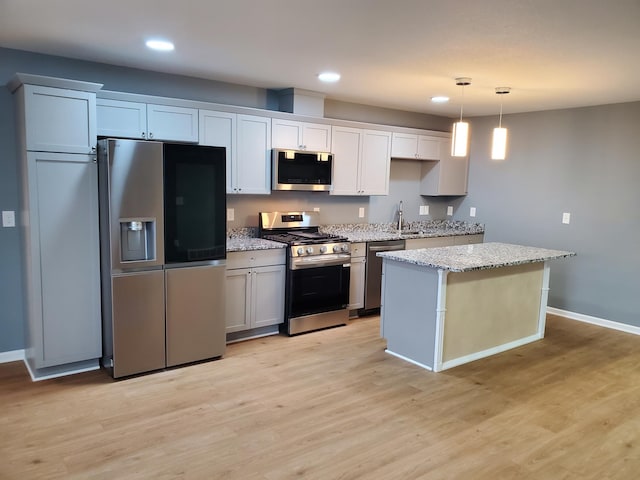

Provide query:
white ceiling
left=2, top=0, right=640, bottom=117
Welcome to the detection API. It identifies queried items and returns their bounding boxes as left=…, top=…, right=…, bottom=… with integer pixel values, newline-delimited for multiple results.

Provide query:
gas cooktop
left=262, top=231, right=348, bottom=246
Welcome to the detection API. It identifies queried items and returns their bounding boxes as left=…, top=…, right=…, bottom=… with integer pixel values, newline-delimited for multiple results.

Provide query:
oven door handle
left=290, top=256, right=351, bottom=270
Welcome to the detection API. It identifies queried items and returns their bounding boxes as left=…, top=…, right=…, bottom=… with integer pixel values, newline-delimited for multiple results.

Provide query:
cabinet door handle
left=141, top=132, right=146, bottom=138
left=148, top=132, right=154, bottom=139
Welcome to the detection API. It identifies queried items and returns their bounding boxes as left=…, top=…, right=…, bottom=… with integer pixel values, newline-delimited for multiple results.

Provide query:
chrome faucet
left=397, top=200, right=404, bottom=233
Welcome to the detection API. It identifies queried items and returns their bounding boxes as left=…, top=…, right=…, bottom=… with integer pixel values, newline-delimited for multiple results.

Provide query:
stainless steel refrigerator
left=98, top=139, right=226, bottom=378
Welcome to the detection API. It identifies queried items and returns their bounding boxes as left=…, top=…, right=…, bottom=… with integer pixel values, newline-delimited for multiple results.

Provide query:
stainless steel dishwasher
left=364, top=239, right=406, bottom=311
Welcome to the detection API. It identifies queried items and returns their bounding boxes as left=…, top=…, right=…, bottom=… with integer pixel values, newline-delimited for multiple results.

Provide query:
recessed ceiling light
left=318, top=72, right=341, bottom=83
left=145, top=39, right=175, bottom=52
left=431, top=96, right=450, bottom=103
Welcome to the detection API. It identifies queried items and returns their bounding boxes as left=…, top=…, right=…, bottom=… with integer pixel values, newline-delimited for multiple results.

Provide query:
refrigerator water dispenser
left=120, top=219, right=156, bottom=262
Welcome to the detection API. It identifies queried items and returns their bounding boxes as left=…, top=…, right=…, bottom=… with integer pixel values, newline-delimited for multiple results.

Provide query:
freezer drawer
left=111, top=270, right=166, bottom=378
left=165, top=264, right=226, bottom=367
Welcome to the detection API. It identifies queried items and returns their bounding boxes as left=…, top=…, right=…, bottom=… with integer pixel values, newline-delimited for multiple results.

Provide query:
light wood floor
left=2, top=314, right=640, bottom=479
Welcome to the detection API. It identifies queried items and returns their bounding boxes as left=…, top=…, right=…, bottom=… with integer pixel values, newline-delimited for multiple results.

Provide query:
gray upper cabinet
left=331, top=126, right=392, bottom=196
left=391, top=132, right=441, bottom=160
left=420, top=138, right=469, bottom=196
left=200, top=110, right=271, bottom=194
left=272, top=119, right=332, bottom=151
left=11, top=74, right=103, bottom=378
left=20, top=83, right=98, bottom=154
left=97, top=98, right=198, bottom=142
left=96, top=98, right=147, bottom=139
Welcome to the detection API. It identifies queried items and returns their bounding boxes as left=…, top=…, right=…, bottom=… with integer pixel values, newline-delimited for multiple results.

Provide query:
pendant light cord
left=459, top=84, right=465, bottom=122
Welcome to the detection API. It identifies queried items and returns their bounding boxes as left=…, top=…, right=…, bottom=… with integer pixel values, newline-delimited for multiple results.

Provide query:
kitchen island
left=378, top=243, right=575, bottom=372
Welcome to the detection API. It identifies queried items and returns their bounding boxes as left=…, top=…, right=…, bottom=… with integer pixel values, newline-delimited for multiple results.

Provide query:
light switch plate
left=227, top=208, right=234, bottom=222
left=419, top=205, right=429, bottom=216
left=447, top=206, right=454, bottom=216
left=313, top=207, right=320, bottom=212
left=2, top=210, right=16, bottom=227
left=358, top=207, right=365, bottom=218
left=562, top=212, right=571, bottom=224
left=470, top=207, right=476, bottom=217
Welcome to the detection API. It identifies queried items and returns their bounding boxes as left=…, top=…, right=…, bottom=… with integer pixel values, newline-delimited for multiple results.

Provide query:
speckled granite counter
left=379, top=242, right=575, bottom=373
left=226, top=227, right=286, bottom=252
left=226, top=237, right=286, bottom=252
left=377, top=242, right=575, bottom=272
left=321, top=220, right=484, bottom=243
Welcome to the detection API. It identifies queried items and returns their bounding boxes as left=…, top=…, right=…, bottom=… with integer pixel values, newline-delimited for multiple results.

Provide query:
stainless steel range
left=259, top=211, right=351, bottom=335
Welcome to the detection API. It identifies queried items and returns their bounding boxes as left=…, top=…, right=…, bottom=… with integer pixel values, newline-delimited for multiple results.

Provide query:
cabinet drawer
left=227, top=249, right=286, bottom=269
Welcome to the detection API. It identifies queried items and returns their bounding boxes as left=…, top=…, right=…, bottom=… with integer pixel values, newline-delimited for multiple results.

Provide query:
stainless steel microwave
left=272, top=149, right=333, bottom=191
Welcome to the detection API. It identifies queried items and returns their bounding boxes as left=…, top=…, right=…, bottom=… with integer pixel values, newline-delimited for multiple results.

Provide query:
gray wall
left=0, top=47, right=448, bottom=352
left=455, top=103, right=640, bottom=326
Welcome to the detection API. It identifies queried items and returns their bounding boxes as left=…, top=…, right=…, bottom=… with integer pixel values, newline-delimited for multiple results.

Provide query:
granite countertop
left=321, top=220, right=484, bottom=243
left=377, top=242, right=575, bottom=272
left=226, top=227, right=286, bottom=252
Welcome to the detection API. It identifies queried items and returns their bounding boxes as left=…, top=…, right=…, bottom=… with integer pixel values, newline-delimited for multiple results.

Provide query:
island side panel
left=442, top=262, right=544, bottom=367
left=381, top=259, right=440, bottom=370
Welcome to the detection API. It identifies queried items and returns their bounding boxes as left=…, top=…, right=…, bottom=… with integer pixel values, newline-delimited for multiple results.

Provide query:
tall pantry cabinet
left=10, top=74, right=103, bottom=380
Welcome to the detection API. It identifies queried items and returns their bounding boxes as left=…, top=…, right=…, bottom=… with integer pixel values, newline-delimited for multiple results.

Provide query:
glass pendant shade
left=451, top=121, right=469, bottom=157
left=491, top=127, right=507, bottom=160
left=492, top=87, right=511, bottom=160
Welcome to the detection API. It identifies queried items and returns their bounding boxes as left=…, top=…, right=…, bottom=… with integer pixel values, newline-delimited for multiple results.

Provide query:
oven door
left=288, top=261, right=350, bottom=318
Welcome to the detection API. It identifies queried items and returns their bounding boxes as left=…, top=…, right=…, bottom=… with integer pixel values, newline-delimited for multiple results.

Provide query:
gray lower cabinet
left=225, top=250, right=286, bottom=334
left=349, top=243, right=366, bottom=310
left=25, top=152, right=102, bottom=370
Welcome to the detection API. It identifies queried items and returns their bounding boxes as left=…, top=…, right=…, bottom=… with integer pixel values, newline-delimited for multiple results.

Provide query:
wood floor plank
left=2, top=314, right=640, bottom=479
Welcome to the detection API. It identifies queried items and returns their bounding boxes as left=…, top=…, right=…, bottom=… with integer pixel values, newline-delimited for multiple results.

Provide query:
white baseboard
left=547, top=307, right=640, bottom=336
left=24, top=358, right=100, bottom=382
left=0, top=349, right=25, bottom=364
left=440, top=332, right=543, bottom=371
left=385, top=349, right=433, bottom=371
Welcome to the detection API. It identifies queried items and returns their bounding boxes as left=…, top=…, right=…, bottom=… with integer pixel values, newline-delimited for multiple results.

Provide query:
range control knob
left=319, top=246, right=327, bottom=253
left=306, top=247, right=314, bottom=255
left=297, top=247, right=304, bottom=255
left=333, top=245, right=340, bottom=253
left=341, top=244, right=349, bottom=252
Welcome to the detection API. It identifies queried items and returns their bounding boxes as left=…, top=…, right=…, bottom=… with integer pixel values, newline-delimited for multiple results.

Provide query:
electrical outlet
left=358, top=207, right=365, bottom=218
left=562, top=212, right=571, bottom=224
left=470, top=207, right=476, bottom=217
left=2, top=210, right=15, bottom=227
left=227, top=208, right=234, bottom=222
left=419, top=205, right=429, bottom=215
left=313, top=207, right=320, bottom=212
left=447, top=206, right=454, bottom=216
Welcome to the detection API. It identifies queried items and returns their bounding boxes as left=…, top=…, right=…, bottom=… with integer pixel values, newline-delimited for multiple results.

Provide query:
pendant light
left=491, top=87, right=511, bottom=160
left=451, top=77, right=471, bottom=157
